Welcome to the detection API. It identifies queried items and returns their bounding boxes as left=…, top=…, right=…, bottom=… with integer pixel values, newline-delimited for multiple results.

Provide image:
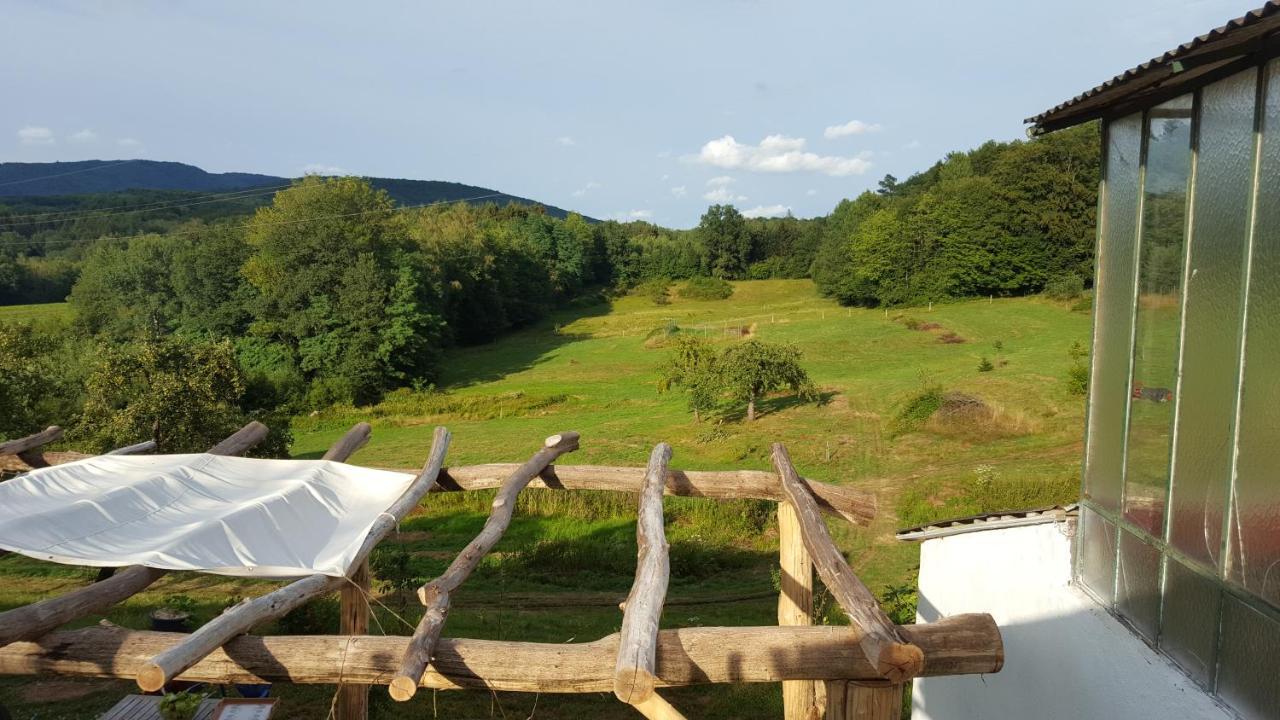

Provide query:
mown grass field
left=0, top=281, right=1092, bottom=718
left=0, top=301, right=72, bottom=324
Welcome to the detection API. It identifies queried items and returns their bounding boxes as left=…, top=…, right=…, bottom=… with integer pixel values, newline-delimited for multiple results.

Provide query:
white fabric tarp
left=0, top=454, right=417, bottom=578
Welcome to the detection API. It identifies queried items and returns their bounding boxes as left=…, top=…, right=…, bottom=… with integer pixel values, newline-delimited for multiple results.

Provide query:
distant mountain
left=0, top=159, right=582, bottom=219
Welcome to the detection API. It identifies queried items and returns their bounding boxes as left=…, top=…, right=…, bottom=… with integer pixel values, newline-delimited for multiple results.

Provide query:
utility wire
left=0, top=182, right=295, bottom=225
left=0, top=159, right=140, bottom=188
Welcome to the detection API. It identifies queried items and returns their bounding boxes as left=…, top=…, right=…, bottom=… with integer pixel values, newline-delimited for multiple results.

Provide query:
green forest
left=0, top=123, right=1099, bottom=453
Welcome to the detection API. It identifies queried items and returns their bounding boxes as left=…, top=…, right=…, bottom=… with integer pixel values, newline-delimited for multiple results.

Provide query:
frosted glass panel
left=1117, top=530, right=1162, bottom=640
left=1125, top=96, right=1192, bottom=534
left=1085, top=114, right=1143, bottom=512
left=1230, top=58, right=1280, bottom=607
left=1217, top=595, right=1280, bottom=719
left=1160, top=557, right=1221, bottom=687
left=1079, top=507, right=1117, bottom=604
left=1169, top=69, right=1257, bottom=569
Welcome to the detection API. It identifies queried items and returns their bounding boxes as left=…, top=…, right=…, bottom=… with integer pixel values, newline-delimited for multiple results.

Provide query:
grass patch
left=679, top=276, right=734, bottom=300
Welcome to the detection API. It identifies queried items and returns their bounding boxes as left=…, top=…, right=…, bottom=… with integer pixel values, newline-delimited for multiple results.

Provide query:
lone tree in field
left=657, top=336, right=720, bottom=422
left=659, top=337, right=817, bottom=422
left=719, top=340, right=817, bottom=422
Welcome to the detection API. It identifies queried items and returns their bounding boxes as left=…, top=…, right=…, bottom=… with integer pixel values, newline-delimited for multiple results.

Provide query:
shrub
left=977, top=356, right=994, bottom=372
left=634, top=278, right=671, bottom=305
left=680, top=276, right=734, bottom=300
left=1043, top=274, right=1085, bottom=301
left=891, top=385, right=945, bottom=436
left=1066, top=341, right=1089, bottom=395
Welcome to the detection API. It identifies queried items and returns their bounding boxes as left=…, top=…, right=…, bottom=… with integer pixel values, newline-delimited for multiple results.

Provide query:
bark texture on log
left=0, top=615, right=1000, bottom=691
left=772, top=444, right=924, bottom=684
left=337, top=562, right=371, bottom=720
left=0, top=423, right=272, bottom=649
left=0, top=426, right=63, bottom=456
left=207, top=422, right=270, bottom=457
left=779, top=501, right=820, bottom=720
left=136, top=426, right=452, bottom=692
left=390, top=432, right=580, bottom=702
left=632, top=692, right=688, bottom=720
left=322, top=423, right=371, bottom=462
left=614, top=443, right=672, bottom=705
left=433, top=463, right=875, bottom=526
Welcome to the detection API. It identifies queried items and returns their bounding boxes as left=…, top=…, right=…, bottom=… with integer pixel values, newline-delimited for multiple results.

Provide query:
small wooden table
left=99, top=695, right=220, bottom=719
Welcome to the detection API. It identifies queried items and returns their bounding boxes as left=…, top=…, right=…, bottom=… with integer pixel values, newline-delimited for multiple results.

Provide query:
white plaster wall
left=911, top=522, right=1231, bottom=720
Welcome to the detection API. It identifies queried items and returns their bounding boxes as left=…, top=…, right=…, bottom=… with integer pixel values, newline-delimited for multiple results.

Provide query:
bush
left=634, top=278, right=671, bottom=305
left=1066, top=341, right=1089, bottom=395
left=977, top=356, right=994, bottom=372
left=891, top=385, right=945, bottom=436
left=679, top=276, right=734, bottom=301
left=1043, top=274, right=1085, bottom=301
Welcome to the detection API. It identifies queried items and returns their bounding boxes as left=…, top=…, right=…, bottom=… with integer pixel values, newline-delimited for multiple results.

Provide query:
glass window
left=1116, top=529, right=1162, bottom=641
left=1085, top=113, right=1143, bottom=512
left=1160, top=557, right=1221, bottom=687
left=1168, top=68, right=1257, bottom=569
left=1079, top=506, right=1117, bottom=604
left=1230, top=57, right=1280, bottom=607
left=1124, top=96, right=1193, bottom=534
left=1216, top=595, right=1280, bottom=720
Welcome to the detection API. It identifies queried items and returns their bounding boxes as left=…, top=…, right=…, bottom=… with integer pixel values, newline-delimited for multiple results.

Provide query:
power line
left=0, top=159, right=140, bottom=188
left=0, top=193, right=507, bottom=249
left=0, top=182, right=294, bottom=224
left=0, top=182, right=297, bottom=229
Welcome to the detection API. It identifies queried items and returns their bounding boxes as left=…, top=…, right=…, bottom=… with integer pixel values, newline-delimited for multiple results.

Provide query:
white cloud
left=823, top=120, right=882, bottom=139
left=69, top=129, right=97, bottom=143
left=18, top=126, right=54, bottom=145
left=556, top=136, right=576, bottom=146
left=694, top=134, right=872, bottom=176
left=656, top=150, right=672, bottom=159
left=703, top=186, right=747, bottom=203
left=742, top=204, right=791, bottom=218
left=612, top=209, right=652, bottom=221
left=670, top=185, right=687, bottom=197
left=903, top=139, right=922, bottom=150
left=806, top=189, right=818, bottom=196
left=117, top=138, right=142, bottom=148
left=302, top=163, right=349, bottom=175
left=706, top=175, right=735, bottom=187
left=571, top=180, right=600, bottom=197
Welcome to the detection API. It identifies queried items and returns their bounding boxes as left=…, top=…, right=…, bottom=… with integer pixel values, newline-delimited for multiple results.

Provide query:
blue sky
left=0, top=0, right=1260, bottom=227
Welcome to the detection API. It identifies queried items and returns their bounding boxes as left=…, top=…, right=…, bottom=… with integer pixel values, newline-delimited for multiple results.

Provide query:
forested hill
left=0, top=160, right=579, bottom=218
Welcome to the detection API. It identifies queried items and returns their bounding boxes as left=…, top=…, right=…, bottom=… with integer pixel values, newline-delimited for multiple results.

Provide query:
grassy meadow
left=0, top=280, right=1092, bottom=718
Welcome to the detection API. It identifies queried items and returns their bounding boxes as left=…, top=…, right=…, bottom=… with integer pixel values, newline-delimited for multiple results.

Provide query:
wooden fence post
left=778, top=501, right=820, bottom=720
left=824, top=681, right=903, bottom=720
left=337, top=561, right=370, bottom=720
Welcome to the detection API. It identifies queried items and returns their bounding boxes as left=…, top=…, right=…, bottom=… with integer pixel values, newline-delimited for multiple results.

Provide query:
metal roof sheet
left=1028, top=2, right=1280, bottom=133
left=896, top=504, right=1077, bottom=542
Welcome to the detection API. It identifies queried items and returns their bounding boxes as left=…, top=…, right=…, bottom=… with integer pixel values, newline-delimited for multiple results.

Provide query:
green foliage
left=679, top=275, right=734, bottom=300
left=891, top=385, right=945, bottom=436
left=1043, top=273, right=1085, bottom=300
left=0, top=322, right=88, bottom=438
left=635, top=278, right=671, bottom=305
left=371, top=544, right=424, bottom=612
left=1066, top=340, right=1089, bottom=395
left=698, top=204, right=750, bottom=279
left=657, top=335, right=721, bottom=420
left=897, top=468, right=1079, bottom=527
left=159, top=691, right=204, bottom=720
left=161, top=594, right=198, bottom=615
left=716, top=340, right=817, bottom=421
left=977, top=356, right=994, bottom=372
left=77, top=336, right=290, bottom=454
left=879, top=583, right=919, bottom=626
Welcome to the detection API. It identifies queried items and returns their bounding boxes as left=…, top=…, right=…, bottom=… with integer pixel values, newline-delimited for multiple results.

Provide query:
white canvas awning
left=0, top=454, right=417, bottom=578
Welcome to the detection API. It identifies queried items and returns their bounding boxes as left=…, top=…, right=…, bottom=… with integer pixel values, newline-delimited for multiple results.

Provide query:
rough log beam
left=106, top=440, right=159, bottom=456
left=322, top=422, right=371, bottom=462
left=390, top=431, right=581, bottom=702
left=772, top=443, right=925, bottom=684
left=632, top=692, right=688, bottom=720
left=0, top=425, right=64, bottom=470
left=434, top=464, right=875, bottom=526
left=135, top=426, right=452, bottom=693
left=0, top=423, right=274, bottom=648
left=615, top=443, right=673, bottom=706
left=0, top=616, right=1002, bottom=690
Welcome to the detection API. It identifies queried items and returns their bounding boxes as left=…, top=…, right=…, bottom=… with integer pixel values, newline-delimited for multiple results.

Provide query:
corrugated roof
left=896, top=504, right=1077, bottom=542
left=1028, top=2, right=1280, bottom=134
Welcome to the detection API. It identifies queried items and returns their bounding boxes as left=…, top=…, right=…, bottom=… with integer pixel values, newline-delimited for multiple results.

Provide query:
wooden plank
left=1, top=615, right=1001, bottom=691
left=389, top=432, right=581, bottom=702
left=779, top=500, right=820, bottom=720
left=825, top=682, right=902, bottom=720
left=615, top=443, right=672, bottom=705
left=134, top=426, right=452, bottom=693
left=435, top=463, right=875, bottom=526
left=772, top=443, right=924, bottom=684
left=0, top=422, right=275, bottom=648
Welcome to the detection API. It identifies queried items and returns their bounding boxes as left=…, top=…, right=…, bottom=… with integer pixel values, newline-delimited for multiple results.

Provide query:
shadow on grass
left=437, top=297, right=613, bottom=388
left=715, top=390, right=835, bottom=423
